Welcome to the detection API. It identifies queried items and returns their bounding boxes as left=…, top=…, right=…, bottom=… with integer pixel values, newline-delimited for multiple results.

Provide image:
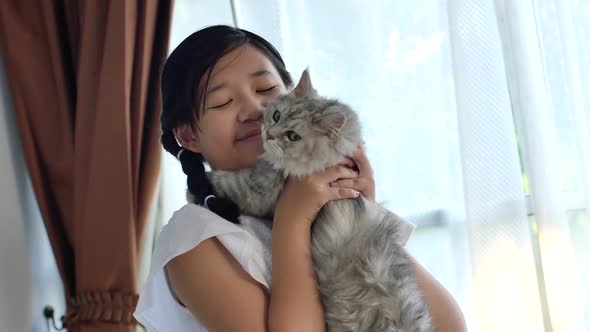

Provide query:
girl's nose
left=238, top=107, right=263, bottom=123
left=238, top=95, right=266, bottom=123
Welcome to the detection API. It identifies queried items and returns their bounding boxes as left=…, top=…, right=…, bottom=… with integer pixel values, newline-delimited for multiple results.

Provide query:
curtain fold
left=0, top=1, right=172, bottom=331
left=495, top=0, right=588, bottom=330
left=446, top=1, right=545, bottom=330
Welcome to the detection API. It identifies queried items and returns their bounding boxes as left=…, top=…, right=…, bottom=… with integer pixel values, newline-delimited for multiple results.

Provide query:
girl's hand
left=331, top=145, right=376, bottom=202
left=274, top=165, right=360, bottom=228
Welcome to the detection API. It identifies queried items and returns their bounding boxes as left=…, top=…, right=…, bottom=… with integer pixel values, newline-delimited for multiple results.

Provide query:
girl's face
left=175, top=45, right=288, bottom=170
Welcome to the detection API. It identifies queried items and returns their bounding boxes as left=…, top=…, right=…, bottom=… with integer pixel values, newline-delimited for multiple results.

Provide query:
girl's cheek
left=219, top=115, right=237, bottom=142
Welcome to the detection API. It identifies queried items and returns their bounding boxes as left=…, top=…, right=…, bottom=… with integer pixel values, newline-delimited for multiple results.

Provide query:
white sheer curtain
left=163, top=0, right=590, bottom=330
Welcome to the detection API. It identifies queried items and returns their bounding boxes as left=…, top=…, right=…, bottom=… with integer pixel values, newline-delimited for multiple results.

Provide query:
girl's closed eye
left=208, top=85, right=278, bottom=109
left=256, top=85, right=278, bottom=94
left=208, top=99, right=233, bottom=109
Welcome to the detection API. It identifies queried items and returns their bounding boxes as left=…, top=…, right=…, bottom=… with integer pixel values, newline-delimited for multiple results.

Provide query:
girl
left=134, top=25, right=466, bottom=332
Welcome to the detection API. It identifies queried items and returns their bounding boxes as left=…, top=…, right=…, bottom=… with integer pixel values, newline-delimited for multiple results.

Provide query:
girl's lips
left=236, top=129, right=261, bottom=142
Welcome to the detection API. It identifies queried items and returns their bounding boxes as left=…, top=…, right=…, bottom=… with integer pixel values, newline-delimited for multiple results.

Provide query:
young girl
left=133, top=25, right=466, bottom=332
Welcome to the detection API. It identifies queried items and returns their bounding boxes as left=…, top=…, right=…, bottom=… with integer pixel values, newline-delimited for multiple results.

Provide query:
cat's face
left=261, top=70, right=361, bottom=176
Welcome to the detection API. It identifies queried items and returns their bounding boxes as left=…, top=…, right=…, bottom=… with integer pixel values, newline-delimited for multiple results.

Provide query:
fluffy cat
left=206, top=69, right=432, bottom=332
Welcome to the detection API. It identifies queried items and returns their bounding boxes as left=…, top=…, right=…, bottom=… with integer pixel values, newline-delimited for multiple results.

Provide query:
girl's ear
left=173, top=125, right=201, bottom=153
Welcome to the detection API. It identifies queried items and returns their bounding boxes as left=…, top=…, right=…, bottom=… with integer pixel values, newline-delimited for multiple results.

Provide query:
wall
left=0, top=50, right=64, bottom=332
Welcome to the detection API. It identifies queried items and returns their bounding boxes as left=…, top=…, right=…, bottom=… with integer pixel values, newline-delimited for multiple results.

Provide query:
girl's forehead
left=206, top=45, right=278, bottom=84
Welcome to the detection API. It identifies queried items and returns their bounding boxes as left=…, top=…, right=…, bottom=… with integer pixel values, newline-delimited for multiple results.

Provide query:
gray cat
left=206, top=70, right=433, bottom=332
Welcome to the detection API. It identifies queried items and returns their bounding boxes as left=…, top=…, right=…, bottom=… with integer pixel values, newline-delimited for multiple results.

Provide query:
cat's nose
left=266, top=131, right=274, bottom=140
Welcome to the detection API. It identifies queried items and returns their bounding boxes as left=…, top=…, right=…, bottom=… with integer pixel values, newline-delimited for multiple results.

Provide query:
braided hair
left=160, top=25, right=292, bottom=223
left=160, top=129, right=241, bottom=223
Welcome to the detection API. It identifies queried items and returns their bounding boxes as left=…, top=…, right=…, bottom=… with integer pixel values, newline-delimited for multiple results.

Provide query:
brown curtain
left=0, top=1, right=173, bottom=331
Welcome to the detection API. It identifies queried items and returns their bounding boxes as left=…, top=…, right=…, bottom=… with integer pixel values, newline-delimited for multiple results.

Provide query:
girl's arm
left=166, top=164, right=359, bottom=332
left=268, top=217, right=324, bottom=332
left=268, top=165, right=360, bottom=332
left=166, top=238, right=270, bottom=331
left=165, top=225, right=467, bottom=332
left=407, top=251, right=468, bottom=332
left=166, top=224, right=325, bottom=332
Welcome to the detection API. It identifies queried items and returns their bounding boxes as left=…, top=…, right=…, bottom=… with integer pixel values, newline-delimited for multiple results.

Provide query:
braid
left=161, top=130, right=241, bottom=223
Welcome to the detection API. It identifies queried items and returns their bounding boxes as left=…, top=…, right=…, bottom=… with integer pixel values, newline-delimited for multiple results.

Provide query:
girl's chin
left=238, top=144, right=265, bottom=165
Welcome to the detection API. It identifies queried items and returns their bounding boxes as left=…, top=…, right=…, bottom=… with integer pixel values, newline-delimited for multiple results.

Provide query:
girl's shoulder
left=148, top=203, right=270, bottom=281
left=134, top=204, right=272, bottom=331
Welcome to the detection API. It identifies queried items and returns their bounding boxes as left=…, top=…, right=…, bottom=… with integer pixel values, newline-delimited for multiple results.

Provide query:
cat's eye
left=285, top=130, right=301, bottom=142
left=273, top=110, right=280, bottom=123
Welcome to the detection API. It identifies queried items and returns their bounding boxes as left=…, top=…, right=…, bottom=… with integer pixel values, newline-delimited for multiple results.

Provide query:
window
left=164, top=1, right=590, bottom=330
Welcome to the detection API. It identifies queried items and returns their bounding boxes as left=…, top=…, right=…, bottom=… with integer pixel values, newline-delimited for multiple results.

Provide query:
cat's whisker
left=272, top=141, right=284, bottom=153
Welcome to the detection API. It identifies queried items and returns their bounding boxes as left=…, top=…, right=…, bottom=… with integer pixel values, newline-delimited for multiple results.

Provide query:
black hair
left=160, top=25, right=292, bottom=223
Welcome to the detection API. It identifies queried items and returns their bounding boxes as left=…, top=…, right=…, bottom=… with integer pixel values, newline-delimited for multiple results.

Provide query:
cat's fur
left=205, top=70, right=432, bottom=331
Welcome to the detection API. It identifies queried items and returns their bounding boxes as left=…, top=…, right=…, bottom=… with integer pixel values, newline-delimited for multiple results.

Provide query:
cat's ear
left=292, top=68, right=318, bottom=98
left=313, top=111, right=347, bottom=137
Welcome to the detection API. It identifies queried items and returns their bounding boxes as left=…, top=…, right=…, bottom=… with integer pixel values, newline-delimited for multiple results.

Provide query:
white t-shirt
left=133, top=203, right=415, bottom=332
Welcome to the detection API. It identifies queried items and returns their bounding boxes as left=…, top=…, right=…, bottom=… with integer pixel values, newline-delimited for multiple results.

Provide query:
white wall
left=0, top=51, right=64, bottom=331
left=0, top=49, right=33, bottom=331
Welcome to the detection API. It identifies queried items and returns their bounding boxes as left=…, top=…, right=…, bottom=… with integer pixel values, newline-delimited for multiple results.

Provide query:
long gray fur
left=205, top=69, right=432, bottom=331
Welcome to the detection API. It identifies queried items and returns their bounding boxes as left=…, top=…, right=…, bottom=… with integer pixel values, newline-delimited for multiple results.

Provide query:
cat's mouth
left=235, top=128, right=261, bottom=142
